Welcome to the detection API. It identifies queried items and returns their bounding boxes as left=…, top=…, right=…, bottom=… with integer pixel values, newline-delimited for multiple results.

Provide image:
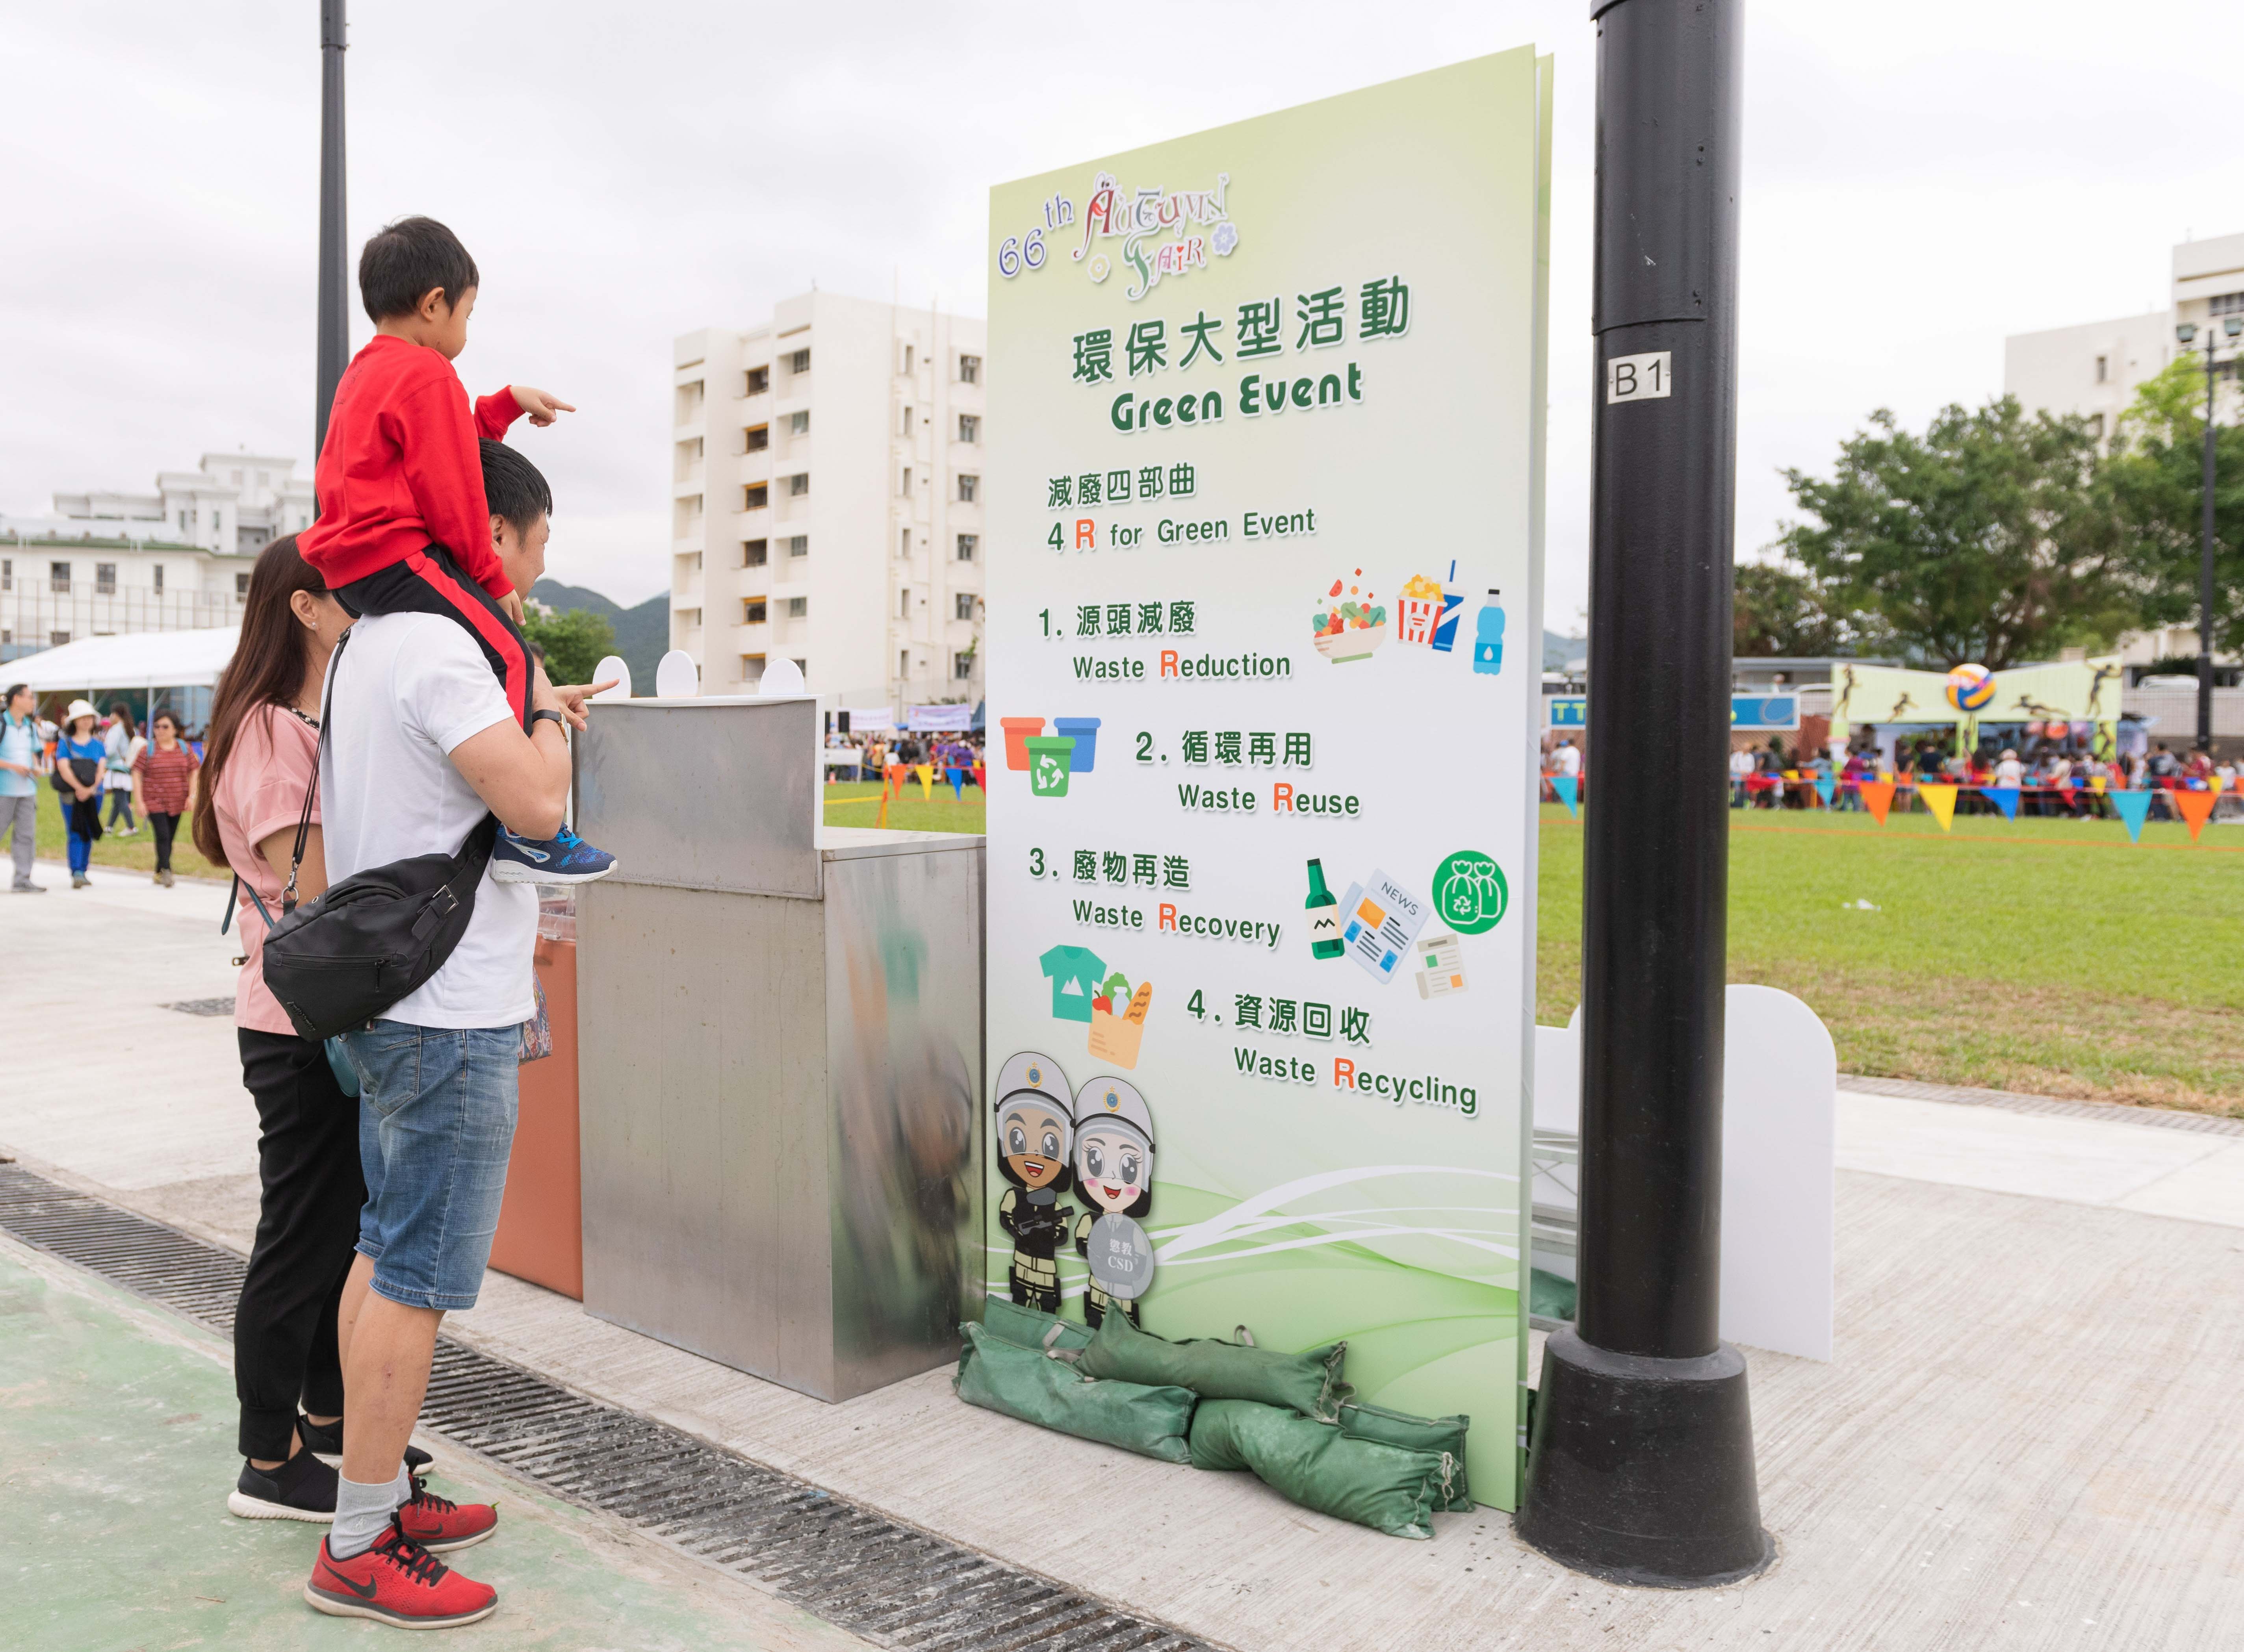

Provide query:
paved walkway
left=6, top=860, right=2243, bottom=1650
left=0, top=1239, right=869, bottom=1651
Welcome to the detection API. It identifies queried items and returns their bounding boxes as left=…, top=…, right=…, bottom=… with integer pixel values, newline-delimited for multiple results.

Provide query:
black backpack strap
left=281, top=630, right=346, bottom=915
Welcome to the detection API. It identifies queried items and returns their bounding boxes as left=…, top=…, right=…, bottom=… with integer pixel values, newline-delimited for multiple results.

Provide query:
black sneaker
left=295, top=1412, right=433, bottom=1473
left=228, top=1447, right=339, bottom=1522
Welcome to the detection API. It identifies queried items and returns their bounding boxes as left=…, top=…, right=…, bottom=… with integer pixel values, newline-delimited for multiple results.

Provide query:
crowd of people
left=823, top=726, right=986, bottom=787
left=1724, top=733, right=2235, bottom=820
left=0, top=688, right=209, bottom=890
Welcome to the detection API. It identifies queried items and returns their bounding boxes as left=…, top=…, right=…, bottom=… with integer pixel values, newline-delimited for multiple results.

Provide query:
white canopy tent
left=8, top=628, right=239, bottom=692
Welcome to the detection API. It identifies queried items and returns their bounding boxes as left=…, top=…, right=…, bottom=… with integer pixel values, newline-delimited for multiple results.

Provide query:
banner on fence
left=1830, top=657, right=2122, bottom=740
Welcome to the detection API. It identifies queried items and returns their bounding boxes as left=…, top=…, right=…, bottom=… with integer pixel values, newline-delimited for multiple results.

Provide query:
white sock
left=328, top=1466, right=411, bottom=1560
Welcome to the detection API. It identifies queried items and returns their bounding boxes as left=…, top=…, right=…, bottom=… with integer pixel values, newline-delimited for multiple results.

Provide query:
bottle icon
left=1472, top=589, right=1505, bottom=677
left=1305, top=858, right=1345, bottom=959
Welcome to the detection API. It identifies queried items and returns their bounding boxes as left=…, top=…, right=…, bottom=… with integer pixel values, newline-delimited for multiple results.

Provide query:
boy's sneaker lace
left=304, top=1517, right=498, bottom=1628
left=395, top=1474, right=499, bottom=1553
left=490, top=823, right=616, bottom=885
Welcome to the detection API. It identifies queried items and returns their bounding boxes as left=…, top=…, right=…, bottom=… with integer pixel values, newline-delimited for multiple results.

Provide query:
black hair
left=3, top=683, right=26, bottom=707
left=481, top=439, right=553, bottom=536
left=359, top=215, right=479, bottom=322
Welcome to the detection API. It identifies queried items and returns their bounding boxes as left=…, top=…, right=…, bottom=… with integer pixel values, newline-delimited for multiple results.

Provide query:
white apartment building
left=0, top=528, right=252, bottom=662
left=54, top=451, right=317, bottom=556
left=670, top=291, right=986, bottom=707
left=2005, top=230, right=2244, bottom=450
left=2006, top=231, right=2244, bottom=676
left=0, top=451, right=317, bottom=660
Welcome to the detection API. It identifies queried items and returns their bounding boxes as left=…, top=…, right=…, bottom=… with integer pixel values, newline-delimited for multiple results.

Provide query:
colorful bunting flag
left=2176, top=788, right=2217, bottom=842
left=1813, top=777, right=1836, bottom=807
left=1552, top=775, right=1579, bottom=817
left=1982, top=786, right=2021, bottom=821
left=1859, top=779, right=1896, bottom=824
left=2110, top=789, right=2151, bottom=843
left=1919, top=783, right=1958, bottom=832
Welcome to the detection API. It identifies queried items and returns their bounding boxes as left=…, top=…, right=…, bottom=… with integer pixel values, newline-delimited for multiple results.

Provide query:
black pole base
left=1515, top=1328, right=1773, bottom=1588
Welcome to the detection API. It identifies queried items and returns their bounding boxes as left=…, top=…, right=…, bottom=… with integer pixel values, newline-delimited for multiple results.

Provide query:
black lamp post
left=315, top=0, right=349, bottom=460
left=1515, top=0, right=1771, bottom=1589
left=2172, top=314, right=2240, bottom=753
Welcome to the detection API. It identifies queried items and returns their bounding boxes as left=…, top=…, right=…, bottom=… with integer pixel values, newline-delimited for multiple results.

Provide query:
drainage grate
left=164, top=997, right=238, bottom=1017
left=0, top=1164, right=1209, bottom=1652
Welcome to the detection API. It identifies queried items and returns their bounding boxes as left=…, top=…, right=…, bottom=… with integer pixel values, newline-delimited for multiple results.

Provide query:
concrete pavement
left=5, top=858, right=2242, bottom=1650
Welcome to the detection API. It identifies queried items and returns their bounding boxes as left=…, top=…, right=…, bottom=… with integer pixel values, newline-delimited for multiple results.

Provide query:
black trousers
left=335, top=542, right=533, bottom=731
left=234, top=1028, right=366, bottom=1461
left=148, top=811, right=179, bottom=872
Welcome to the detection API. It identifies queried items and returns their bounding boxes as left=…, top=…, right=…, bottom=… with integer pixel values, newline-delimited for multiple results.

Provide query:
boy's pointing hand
left=509, top=385, right=577, bottom=427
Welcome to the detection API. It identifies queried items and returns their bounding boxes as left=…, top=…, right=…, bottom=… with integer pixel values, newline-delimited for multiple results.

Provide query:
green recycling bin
left=1023, top=735, right=1077, bottom=799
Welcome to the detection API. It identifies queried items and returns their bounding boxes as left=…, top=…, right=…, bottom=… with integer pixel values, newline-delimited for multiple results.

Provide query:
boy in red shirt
left=300, top=215, right=613, bottom=884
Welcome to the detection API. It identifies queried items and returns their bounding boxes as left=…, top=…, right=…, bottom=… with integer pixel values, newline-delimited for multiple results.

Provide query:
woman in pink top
left=192, top=536, right=372, bottom=1522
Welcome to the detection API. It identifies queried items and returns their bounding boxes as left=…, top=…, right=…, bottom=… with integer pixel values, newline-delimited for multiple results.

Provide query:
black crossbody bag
left=258, top=627, right=500, bottom=1041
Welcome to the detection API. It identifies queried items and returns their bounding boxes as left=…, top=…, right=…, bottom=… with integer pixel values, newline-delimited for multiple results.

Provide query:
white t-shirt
left=320, top=613, right=535, bottom=1029
left=1728, top=749, right=1754, bottom=780
left=1554, top=744, right=1581, bottom=778
left=1994, top=758, right=2025, bottom=786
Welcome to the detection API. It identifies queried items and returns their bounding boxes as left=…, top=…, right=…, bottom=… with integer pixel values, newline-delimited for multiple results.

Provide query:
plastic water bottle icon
left=1472, top=590, right=1505, bottom=677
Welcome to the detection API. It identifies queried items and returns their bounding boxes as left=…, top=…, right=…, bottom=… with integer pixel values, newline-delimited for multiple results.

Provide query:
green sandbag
left=1338, top=1401, right=1473, bottom=1511
left=1075, top=1310, right=1350, bottom=1422
left=1188, top=1399, right=1451, bottom=1540
left=978, top=1297, right=1092, bottom=1355
left=953, top=1323, right=1194, bottom=1463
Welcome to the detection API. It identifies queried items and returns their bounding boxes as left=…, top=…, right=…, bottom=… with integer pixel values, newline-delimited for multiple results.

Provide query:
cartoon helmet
left=997, top=1050, right=1072, bottom=1115
left=996, top=1050, right=1074, bottom=1150
left=1071, top=1075, right=1154, bottom=1151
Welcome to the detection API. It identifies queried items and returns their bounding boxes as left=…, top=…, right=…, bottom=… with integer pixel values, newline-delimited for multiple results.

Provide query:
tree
left=521, top=605, right=614, bottom=686
left=1732, top=561, right=1884, bottom=657
left=2105, top=355, right=2244, bottom=659
left=1777, top=398, right=2133, bottom=668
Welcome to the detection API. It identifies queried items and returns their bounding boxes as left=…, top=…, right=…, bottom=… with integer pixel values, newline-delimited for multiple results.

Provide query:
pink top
left=211, top=703, right=322, bottom=1036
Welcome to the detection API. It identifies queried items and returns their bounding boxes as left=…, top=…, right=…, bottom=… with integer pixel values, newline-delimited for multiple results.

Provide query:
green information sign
left=987, top=49, right=1553, bottom=1511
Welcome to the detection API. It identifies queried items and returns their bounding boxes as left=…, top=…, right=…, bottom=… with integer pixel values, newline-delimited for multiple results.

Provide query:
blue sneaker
left=490, top=825, right=617, bottom=885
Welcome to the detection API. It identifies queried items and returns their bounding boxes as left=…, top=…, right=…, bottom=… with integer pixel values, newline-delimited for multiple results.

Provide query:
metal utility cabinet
left=573, top=695, right=984, bottom=1402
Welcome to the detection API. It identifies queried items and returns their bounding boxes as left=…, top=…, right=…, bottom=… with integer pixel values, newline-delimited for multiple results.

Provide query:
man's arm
left=447, top=667, right=573, bottom=839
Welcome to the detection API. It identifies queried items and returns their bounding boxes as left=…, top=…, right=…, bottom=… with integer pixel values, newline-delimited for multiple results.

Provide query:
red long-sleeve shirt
left=298, top=335, right=523, bottom=601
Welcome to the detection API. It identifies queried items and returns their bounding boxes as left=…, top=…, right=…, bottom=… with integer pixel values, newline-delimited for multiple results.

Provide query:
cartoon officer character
left=1071, top=1075, right=1156, bottom=1329
left=994, top=1050, right=1075, bottom=1314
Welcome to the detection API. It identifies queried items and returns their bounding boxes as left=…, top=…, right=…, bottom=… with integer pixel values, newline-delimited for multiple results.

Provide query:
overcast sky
left=5, top=1, right=2238, bottom=624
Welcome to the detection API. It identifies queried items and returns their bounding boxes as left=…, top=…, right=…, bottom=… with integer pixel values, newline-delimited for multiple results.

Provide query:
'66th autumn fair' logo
left=997, top=171, right=1238, bottom=302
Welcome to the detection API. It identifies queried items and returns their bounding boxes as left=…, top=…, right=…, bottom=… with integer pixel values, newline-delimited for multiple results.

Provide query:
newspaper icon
left=1336, top=868, right=1431, bottom=983
left=1414, top=934, right=1468, bottom=999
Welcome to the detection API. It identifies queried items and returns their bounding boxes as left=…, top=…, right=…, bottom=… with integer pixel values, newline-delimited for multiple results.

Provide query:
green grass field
left=819, top=781, right=2244, bottom=1116
left=1536, top=803, right=2243, bottom=1117
left=31, top=781, right=2237, bottom=1112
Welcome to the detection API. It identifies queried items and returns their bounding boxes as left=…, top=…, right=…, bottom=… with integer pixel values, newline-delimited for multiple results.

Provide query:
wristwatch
left=529, top=708, right=566, bottom=734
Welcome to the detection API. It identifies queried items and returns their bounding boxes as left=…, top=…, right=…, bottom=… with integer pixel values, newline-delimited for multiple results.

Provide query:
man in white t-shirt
left=314, top=439, right=608, bottom=1618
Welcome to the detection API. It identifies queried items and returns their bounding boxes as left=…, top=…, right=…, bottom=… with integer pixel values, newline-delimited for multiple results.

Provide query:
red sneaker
left=304, top=1519, right=497, bottom=1628
left=395, top=1474, right=499, bottom=1554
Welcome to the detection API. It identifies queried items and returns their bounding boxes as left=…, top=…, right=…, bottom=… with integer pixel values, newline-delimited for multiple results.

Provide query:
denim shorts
left=342, top=1020, right=519, bottom=1312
